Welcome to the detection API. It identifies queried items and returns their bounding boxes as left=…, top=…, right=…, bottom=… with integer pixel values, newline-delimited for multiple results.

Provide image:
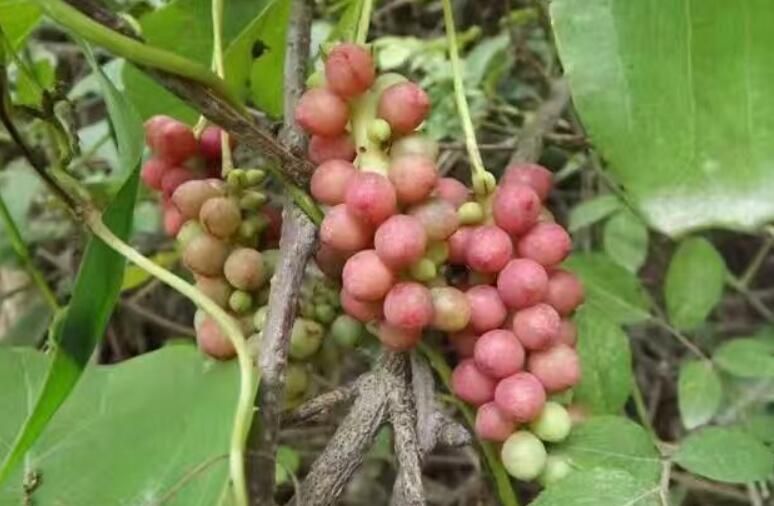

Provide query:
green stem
left=0, top=196, right=59, bottom=313
left=440, top=0, right=494, bottom=197
left=84, top=208, right=256, bottom=506
left=354, top=0, right=374, bottom=45
left=39, top=0, right=244, bottom=112
left=210, top=0, right=234, bottom=176
left=630, top=378, right=657, bottom=440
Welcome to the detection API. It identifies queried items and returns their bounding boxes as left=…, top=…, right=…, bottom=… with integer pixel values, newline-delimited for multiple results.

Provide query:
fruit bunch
left=296, top=42, right=585, bottom=485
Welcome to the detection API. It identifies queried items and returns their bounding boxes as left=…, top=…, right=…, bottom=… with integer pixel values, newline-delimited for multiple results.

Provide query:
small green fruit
left=314, top=303, right=336, bottom=324
left=529, top=402, right=572, bottom=443
left=425, top=241, right=449, bottom=265
left=330, top=314, right=364, bottom=348
left=367, top=118, right=392, bottom=143
left=501, top=431, right=547, bottom=481
left=458, top=201, right=485, bottom=225
left=289, top=319, right=324, bottom=360
left=253, top=305, right=269, bottom=330
left=409, top=258, right=436, bottom=282
left=285, top=363, right=310, bottom=399
left=229, top=290, right=253, bottom=314
left=538, top=454, right=573, bottom=486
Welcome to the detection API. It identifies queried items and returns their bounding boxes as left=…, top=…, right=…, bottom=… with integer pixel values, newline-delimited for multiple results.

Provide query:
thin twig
left=284, top=383, right=358, bottom=426
left=120, top=299, right=195, bottom=337
left=509, top=79, right=571, bottom=165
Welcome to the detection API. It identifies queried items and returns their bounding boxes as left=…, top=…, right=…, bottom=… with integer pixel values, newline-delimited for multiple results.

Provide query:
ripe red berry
left=295, top=88, right=349, bottom=137
left=527, top=344, right=581, bottom=393
left=502, top=163, right=553, bottom=201
left=466, top=285, right=507, bottom=333
left=409, top=198, right=459, bottom=241
left=140, top=157, right=169, bottom=190
left=340, top=288, right=383, bottom=322
left=474, top=329, right=525, bottom=378
left=496, top=258, right=548, bottom=309
left=160, top=167, right=195, bottom=198
left=475, top=402, right=516, bottom=442
left=494, top=371, right=546, bottom=422
left=342, top=250, right=395, bottom=301
left=162, top=203, right=184, bottom=236
left=155, top=120, right=198, bottom=165
left=172, top=179, right=225, bottom=219
left=345, top=171, right=397, bottom=227
left=517, top=223, right=572, bottom=267
left=378, top=321, right=422, bottom=351
left=383, top=282, right=434, bottom=330
left=492, top=184, right=541, bottom=236
left=434, top=177, right=470, bottom=209
left=197, top=316, right=236, bottom=360
left=144, top=115, right=173, bottom=152
left=311, top=159, right=357, bottom=206
left=199, top=126, right=233, bottom=161
left=451, top=359, right=496, bottom=406
left=320, top=204, right=373, bottom=252
left=374, top=214, right=427, bottom=270
left=449, top=330, right=477, bottom=358
left=448, top=226, right=473, bottom=264
left=388, top=155, right=438, bottom=205
left=545, top=269, right=585, bottom=316
left=324, top=43, right=376, bottom=98
left=512, top=303, right=561, bottom=350
left=308, top=134, right=356, bottom=164
left=466, top=226, right=513, bottom=273
left=377, top=82, right=430, bottom=134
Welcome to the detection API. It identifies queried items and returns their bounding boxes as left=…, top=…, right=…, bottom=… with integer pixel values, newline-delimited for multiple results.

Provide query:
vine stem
left=83, top=208, right=256, bottom=506
left=354, top=0, right=374, bottom=45
left=211, top=0, right=234, bottom=175
left=440, top=0, right=494, bottom=197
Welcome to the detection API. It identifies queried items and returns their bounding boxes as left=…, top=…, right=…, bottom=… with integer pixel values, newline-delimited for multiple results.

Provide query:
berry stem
left=440, top=0, right=495, bottom=197
left=210, top=0, right=235, bottom=176
left=83, top=207, right=256, bottom=506
left=354, top=0, right=374, bottom=45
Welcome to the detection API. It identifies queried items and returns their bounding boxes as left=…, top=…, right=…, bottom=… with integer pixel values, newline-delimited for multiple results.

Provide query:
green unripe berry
left=289, top=318, right=324, bottom=360
left=245, top=168, right=267, bottom=186
left=425, top=241, right=449, bottom=265
left=176, top=220, right=204, bottom=248
left=458, top=201, right=485, bottom=225
left=472, top=171, right=497, bottom=196
left=409, top=258, right=437, bottom=282
left=253, top=305, right=269, bottom=331
left=314, top=303, right=336, bottom=324
left=240, top=190, right=268, bottom=210
left=529, top=402, right=572, bottom=443
left=285, top=363, right=310, bottom=399
left=538, top=455, right=573, bottom=487
left=330, top=314, right=364, bottom=348
left=227, top=168, right=247, bottom=189
left=367, top=118, right=392, bottom=143
left=300, top=301, right=316, bottom=320
left=229, top=290, right=253, bottom=314
left=262, top=249, right=280, bottom=278
left=501, top=431, right=547, bottom=481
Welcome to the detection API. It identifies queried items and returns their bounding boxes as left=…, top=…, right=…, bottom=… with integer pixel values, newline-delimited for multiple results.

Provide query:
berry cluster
left=296, top=42, right=585, bottom=485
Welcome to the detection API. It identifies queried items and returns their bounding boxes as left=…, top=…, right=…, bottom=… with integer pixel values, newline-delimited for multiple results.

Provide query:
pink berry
left=512, top=303, right=561, bottom=350
left=163, top=204, right=184, bottom=236
left=448, top=226, right=473, bottom=264
left=474, top=329, right=525, bottom=378
left=497, top=258, right=548, bottom=309
left=308, top=134, right=356, bottom=164
left=388, top=155, right=438, bottom=205
left=342, top=250, right=395, bottom=301
left=558, top=319, right=578, bottom=347
left=160, top=167, right=195, bottom=198
left=492, top=184, right=541, bottom=236
left=466, top=285, right=507, bottom=333
left=320, top=204, right=373, bottom=252
left=476, top=402, right=516, bottom=442
left=324, top=43, right=376, bottom=98
left=494, top=372, right=546, bottom=422
left=378, top=321, right=421, bottom=351
left=197, top=316, right=236, bottom=360
left=502, top=163, right=553, bottom=201
left=409, top=198, right=459, bottom=241
left=345, top=172, right=397, bottom=227
left=374, top=214, right=427, bottom=270
left=144, top=115, right=173, bottom=151
left=199, top=126, right=233, bottom=161
left=527, top=344, right=581, bottom=393
left=340, top=288, right=383, bottom=322
left=155, top=120, right=198, bottom=164
left=140, top=157, right=169, bottom=190
left=451, top=359, right=496, bottom=406
left=545, top=269, right=585, bottom=316
left=449, top=330, right=477, bottom=358
left=517, top=223, right=572, bottom=267
left=377, top=82, right=430, bottom=134
left=383, top=282, right=433, bottom=330
left=434, top=177, right=470, bottom=209
left=311, top=160, right=357, bottom=206
left=295, top=88, right=349, bottom=137
left=466, top=226, right=513, bottom=273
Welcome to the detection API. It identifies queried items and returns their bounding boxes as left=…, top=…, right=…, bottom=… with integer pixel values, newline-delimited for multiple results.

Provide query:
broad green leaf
left=327, top=0, right=365, bottom=43
left=244, top=0, right=290, bottom=117
left=603, top=210, right=648, bottom=273
left=0, top=345, right=239, bottom=504
left=0, top=0, right=40, bottom=47
left=714, top=338, right=774, bottom=378
left=674, top=427, right=774, bottom=483
left=574, top=308, right=633, bottom=414
left=568, top=195, right=621, bottom=232
left=665, top=237, right=726, bottom=330
left=563, top=253, right=651, bottom=324
left=121, top=250, right=178, bottom=292
left=551, top=0, right=774, bottom=236
left=531, top=469, right=659, bottom=506
left=554, top=416, right=661, bottom=483
left=743, top=414, right=774, bottom=444
left=677, top=360, right=722, bottom=429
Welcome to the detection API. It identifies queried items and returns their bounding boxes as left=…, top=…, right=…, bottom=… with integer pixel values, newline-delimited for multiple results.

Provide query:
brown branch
left=509, top=79, right=571, bottom=165
left=284, top=382, right=358, bottom=426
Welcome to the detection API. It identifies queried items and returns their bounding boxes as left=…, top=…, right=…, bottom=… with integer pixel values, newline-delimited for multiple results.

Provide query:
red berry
left=144, top=115, right=173, bottom=151
left=466, top=285, right=508, bottom=333
left=163, top=204, right=184, bottom=236
left=434, top=177, right=470, bottom=209
left=340, top=288, right=383, bottom=322
left=409, top=198, right=459, bottom=241
left=377, top=82, right=430, bottom=134
left=320, top=204, right=373, bottom=252
left=197, top=316, right=236, bottom=360
left=545, top=269, right=585, bottom=316
left=324, top=43, right=376, bottom=98
left=295, top=88, right=349, bottom=137
left=199, top=126, right=234, bottom=161
left=517, top=223, right=572, bottom=267
left=466, top=226, right=513, bottom=273
left=448, top=226, right=473, bottom=264
left=512, top=303, right=561, bottom=350
left=160, top=167, right=195, bottom=198
left=308, top=134, right=356, bottom=164
left=494, top=372, right=546, bottom=422
left=492, top=184, right=541, bottom=236
left=388, top=155, right=438, bottom=205
left=311, top=160, right=357, bottom=206
left=345, top=171, right=397, bottom=227
left=342, top=250, right=395, bottom=301
left=475, top=402, right=516, bottom=442
left=497, top=258, right=548, bottom=309
left=527, top=344, right=581, bottom=393
left=383, top=282, right=433, bottom=330
left=140, top=157, right=169, bottom=190
left=374, top=214, right=427, bottom=270
left=474, top=329, right=525, bottom=378
left=502, top=163, right=553, bottom=201
left=451, top=359, right=496, bottom=406
left=378, top=321, right=421, bottom=351
left=155, top=120, right=198, bottom=164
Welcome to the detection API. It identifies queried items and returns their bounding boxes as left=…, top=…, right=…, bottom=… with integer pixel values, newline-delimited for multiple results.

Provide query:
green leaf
left=14, top=58, right=54, bottom=108
left=743, top=414, right=774, bottom=444
left=677, top=360, right=722, bottom=429
left=554, top=416, right=661, bottom=484
left=0, top=0, right=41, bottom=48
left=574, top=308, right=633, bottom=414
left=603, top=210, right=648, bottom=273
left=563, top=253, right=651, bottom=324
left=714, top=338, right=774, bottom=378
left=568, top=195, right=621, bottom=232
left=243, top=0, right=290, bottom=117
left=464, top=34, right=510, bottom=88
left=531, top=469, right=660, bottom=506
left=674, top=426, right=774, bottom=483
left=665, top=237, right=726, bottom=330
left=0, top=345, right=239, bottom=504
left=551, top=0, right=774, bottom=236
left=327, top=0, right=364, bottom=43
